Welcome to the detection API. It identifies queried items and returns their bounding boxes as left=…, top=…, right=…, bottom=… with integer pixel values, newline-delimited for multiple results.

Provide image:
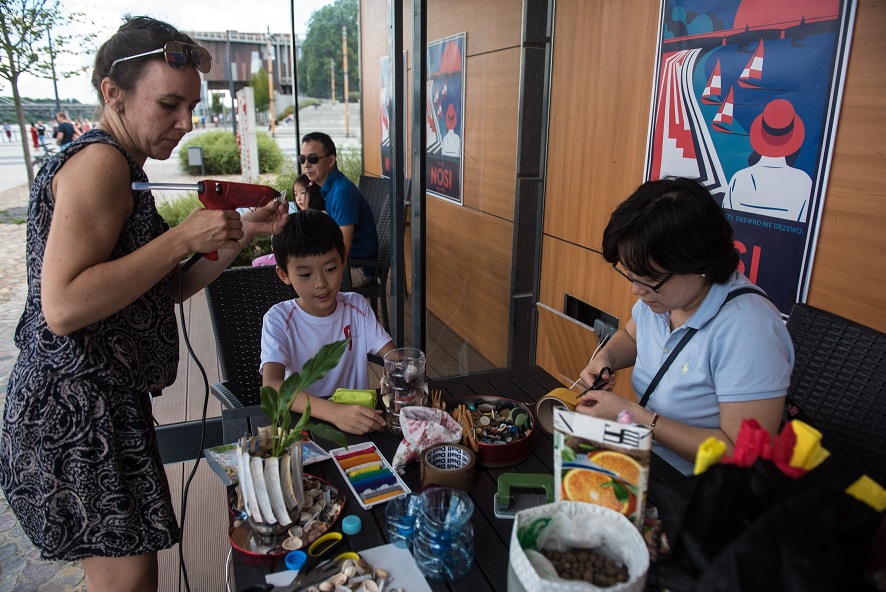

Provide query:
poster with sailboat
left=644, top=0, right=857, bottom=316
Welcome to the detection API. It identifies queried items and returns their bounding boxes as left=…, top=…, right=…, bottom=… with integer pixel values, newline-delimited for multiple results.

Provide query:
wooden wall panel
left=360, top=0, right=388, bottom=177
left=805, top=0, right=886, bottom=331
left=426, top=197, right=512, bottom=367
left=537, top=235, right=636, bottom=399
left=545, top=0, right=660, bottom=249
left=462, top=49, right=521, bottom=220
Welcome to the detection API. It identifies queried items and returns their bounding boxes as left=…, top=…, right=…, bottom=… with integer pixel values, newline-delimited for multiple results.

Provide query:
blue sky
left=5, top=0, right=333, bottom=103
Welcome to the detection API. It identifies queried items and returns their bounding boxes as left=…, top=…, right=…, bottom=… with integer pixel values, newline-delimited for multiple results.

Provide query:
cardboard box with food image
left=552, top=408, right=652, bottom=528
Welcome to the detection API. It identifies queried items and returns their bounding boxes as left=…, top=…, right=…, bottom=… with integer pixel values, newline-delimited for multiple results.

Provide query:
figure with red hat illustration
left=723, top=99, right=813, bottom=223
left=442, top=103, right=461, bottom=157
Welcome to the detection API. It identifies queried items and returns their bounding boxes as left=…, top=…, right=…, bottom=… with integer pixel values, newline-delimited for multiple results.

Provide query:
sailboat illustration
left=701, top=59, right=722, bottom=105
left=738, top=39, right=764, bottom=89
left=712, top=86, right=735, bottom=133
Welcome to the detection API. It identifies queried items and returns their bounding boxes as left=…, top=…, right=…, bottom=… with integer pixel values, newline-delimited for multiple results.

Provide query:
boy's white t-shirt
left=260, top=291, right=391, bottom=397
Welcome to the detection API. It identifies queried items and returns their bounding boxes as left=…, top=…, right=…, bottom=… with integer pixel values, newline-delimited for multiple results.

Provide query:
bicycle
left=31, top=144, right=57, bottom=171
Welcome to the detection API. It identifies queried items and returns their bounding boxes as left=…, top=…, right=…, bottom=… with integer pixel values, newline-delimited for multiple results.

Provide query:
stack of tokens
left=331, top=442, right=410, bottom=509
left=471, top=400, right=531, bottom=445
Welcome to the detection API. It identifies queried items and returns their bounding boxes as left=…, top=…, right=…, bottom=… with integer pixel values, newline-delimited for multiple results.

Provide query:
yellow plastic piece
left=845, top=475, right=886, bottom=512
left=789, top=420, right=824, bottom=469
left=329, top=388, right=378, bottom=408
left=694, top=437, right=727, bottom=475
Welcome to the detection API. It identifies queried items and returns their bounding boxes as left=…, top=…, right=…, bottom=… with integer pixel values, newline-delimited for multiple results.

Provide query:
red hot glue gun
left=132, top=180, right=285, bottom=260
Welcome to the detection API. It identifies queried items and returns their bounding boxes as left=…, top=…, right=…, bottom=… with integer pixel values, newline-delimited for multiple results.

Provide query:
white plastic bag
left=507, top=501, right=649, bottom=592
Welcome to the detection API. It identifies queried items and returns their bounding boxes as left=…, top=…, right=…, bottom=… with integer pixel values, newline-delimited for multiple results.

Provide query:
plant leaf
left=296, top=339, right=350, bottom=393
left=279, top=371, right=301, bottom=414
left=561, top=447, right=577, bottom=462
left=260, top=386, right=280, bottom=425
left=306, top=422, right=347, bottom=448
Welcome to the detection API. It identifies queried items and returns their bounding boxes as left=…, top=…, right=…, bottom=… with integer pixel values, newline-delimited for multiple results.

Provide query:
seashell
left=288, top=525, right=303, bottom=538
left=318, top=582, right=334, bottom=592
left=347, top=574, right=373, bottom=585
left=314, top=498, right=328, bottom=509
left=282, top=535, right=302, bottom=550
left=357, top=581, right=379, bottom=592
left=355, top=559, right=371, bottom=575
left=319, top=511, right=330, bottom=523
left=374, top=567, right=389, bottom=579
left=328, top=573, right=347, bottom=586
left=300, top=511, right=313, bottom=522
left=335, top=587, right=350, bottom=592
left=339, top=559, right=356, bottom=572
left=342, top=564, right=356, bottom=578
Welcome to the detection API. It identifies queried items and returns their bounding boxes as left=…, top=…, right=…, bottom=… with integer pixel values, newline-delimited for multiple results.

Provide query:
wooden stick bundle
left=452, top=404, right=479, bottom=452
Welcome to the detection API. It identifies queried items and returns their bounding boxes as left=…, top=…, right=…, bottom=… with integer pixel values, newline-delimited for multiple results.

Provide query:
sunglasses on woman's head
left=109, top=41, right=212, bottom=74
left=297, top=154, right=329, bottom=165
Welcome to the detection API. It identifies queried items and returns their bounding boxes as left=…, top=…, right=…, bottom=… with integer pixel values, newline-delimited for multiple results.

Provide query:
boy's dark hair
left=294, top=173, right=324, bottom=211
left=92, top=16, right=199, bottom=105
left=602, top=177, right=738, bottom=284
left=301, top=131, right=337, bottom=158
left=272, top=210, right=345, bottom=270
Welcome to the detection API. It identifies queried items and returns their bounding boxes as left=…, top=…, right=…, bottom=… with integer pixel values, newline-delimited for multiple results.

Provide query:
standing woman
left=0, top=17, right=288, bottom=591
left=578, top=177, right=794, bottom=476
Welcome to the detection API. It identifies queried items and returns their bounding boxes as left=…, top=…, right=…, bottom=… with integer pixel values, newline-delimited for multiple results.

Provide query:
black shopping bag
left=649, top=457, right=882, bottom=592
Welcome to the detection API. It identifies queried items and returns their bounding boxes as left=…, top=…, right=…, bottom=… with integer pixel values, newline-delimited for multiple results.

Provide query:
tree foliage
left=300, top=0, right=359, bottom=100
left=0, top=0, right=96, bottom=185
left=250, top=67, right=270, bottom=112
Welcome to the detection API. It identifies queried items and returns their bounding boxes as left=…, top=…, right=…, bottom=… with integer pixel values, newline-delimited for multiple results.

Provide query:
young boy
left=261, top=210, right=394, bottom=434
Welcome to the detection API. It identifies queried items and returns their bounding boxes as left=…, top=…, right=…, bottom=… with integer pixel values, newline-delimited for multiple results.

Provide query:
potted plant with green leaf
left=236, top=338, right=349, bottom=537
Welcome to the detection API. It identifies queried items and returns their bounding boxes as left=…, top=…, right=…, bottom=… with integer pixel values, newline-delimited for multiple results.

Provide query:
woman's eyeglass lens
left=298, top=154, right=327, bottom=165
left=612, top=264, right=672, bottom=292
left=109, top=41, right=212, bottom=74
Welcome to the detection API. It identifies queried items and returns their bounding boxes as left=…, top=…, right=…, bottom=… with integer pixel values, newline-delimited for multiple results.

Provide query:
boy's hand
left=332, top=404, right=386, bottom=435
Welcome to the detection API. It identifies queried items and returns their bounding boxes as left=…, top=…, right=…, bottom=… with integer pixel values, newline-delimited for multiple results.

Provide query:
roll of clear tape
left=535, top=388, right=581, bottom=436
left=420, top=443, right=476, bottom=491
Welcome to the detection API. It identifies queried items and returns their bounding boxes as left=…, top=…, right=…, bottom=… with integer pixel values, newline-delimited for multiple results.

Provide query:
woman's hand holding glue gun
left=132, top=180, right=288, bottom=260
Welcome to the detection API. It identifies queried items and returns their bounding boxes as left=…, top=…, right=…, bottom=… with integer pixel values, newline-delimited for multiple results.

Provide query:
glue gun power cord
left=176, top=253, right=213, bottom=592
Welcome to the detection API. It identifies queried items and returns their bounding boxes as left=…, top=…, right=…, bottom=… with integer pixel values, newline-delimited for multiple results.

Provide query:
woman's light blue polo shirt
left=630, top=271, right=794, bottom=475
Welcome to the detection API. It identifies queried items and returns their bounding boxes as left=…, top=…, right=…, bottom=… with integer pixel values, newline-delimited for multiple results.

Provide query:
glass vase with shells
left=235, top=339, right=349, bottom=549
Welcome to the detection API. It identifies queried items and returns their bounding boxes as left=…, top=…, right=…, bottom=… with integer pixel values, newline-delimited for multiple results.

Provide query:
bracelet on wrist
left=648, top=412, right=660, bottom=430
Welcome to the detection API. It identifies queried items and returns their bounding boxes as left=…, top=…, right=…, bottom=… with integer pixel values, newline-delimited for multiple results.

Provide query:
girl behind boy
left=293, top=173, right=324, bottom=211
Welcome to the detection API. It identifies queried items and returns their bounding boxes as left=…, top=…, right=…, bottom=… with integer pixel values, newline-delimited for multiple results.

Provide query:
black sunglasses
left=297, top=153, right=329, bottom=165
left=612, top=263, right=673, bottom=292
left=110, top=41, right=212, bottom=74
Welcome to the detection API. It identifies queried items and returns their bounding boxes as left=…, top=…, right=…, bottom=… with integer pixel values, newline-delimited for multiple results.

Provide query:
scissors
left=241, top=532, right=360, bottom=592
left=579, top=367, right=613, bottom=396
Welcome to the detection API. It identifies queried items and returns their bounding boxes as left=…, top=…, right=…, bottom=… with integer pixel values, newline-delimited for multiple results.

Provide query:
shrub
left=337, top=147, right=363, bottom=185
left=157, top=193, right=201, bottom=227
left=348, top=91, right=361, bottom=103
left=299, top=98, right=320, bottom=110
left=276, top=105, right=294, bottom=123
left=178, top=131, right=284, bottom=175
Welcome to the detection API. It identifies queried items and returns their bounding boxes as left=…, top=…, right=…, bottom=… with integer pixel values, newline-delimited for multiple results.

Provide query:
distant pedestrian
left=36, top=121, right=47, bottom=145
left=3, top=122, right=11, bottom=142
left=30, top=124, right=39, bottom=148
left=54, top=112, right=76, bottom=149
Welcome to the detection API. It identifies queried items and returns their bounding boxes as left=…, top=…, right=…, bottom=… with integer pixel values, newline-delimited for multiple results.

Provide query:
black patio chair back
left=205, top=265, right=293, bottom=408
left=786, top=303, right=886, bottom=484
left=352, top=175, right=393, bottom=333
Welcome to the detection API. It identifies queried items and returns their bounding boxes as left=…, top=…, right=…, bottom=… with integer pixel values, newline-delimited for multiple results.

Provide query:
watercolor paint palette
left=329, top=441, right=411, bottom=509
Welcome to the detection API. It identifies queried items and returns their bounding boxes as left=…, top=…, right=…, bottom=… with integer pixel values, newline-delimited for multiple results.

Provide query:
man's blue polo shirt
left=320, top=169, right=378, bottom=261
left=630, top=271, right=794, bottom=475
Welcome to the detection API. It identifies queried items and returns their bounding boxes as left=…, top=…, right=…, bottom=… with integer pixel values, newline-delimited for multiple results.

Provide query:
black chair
left=786, top=303, right=886, bottom=484
left=205, top=265, right=293, bottom=408
left=352, top=175, right=393, bottom=333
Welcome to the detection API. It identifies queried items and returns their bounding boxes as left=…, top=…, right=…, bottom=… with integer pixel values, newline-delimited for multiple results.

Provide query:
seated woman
left=578, top=177, right=794, bottom=476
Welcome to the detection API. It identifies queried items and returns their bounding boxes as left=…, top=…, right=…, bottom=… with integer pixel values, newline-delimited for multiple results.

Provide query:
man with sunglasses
left=300, top=131, right=378, bottom=287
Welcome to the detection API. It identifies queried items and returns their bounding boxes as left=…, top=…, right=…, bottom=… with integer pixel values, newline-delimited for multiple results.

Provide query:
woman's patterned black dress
left=0, top=129, right=181, bottom=560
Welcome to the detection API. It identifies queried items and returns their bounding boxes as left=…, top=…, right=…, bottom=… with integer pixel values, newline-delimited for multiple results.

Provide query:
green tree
left=0, top=0, right=96, bottom=186
left=211, top=91, right=224, bottom=116
left=250, top=66, right=270, bottom=112
left=300, top=0, right=359, bottom=101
